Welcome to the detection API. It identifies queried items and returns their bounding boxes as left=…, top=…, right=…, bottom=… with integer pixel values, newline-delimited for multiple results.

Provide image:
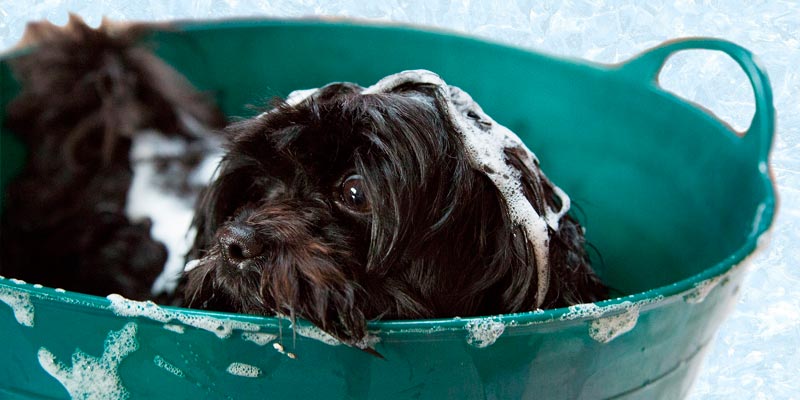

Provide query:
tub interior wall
left=0, top=22, right=765, bottom=298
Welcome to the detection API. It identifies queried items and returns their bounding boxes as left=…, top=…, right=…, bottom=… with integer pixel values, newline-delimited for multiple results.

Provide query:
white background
left=1, top=1, right=798, bottom=398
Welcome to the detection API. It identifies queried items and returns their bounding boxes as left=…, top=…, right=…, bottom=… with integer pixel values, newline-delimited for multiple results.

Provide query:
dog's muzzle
left=218, top=223, right=264, bottom=269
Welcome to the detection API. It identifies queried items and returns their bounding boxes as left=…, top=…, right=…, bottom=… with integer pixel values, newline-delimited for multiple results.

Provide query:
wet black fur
left=183, top=82, right=607, bottom=346
left=0, top=17, right=224, bottom=299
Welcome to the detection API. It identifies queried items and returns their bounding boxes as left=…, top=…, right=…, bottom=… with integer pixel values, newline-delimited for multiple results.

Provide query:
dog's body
left=0, top=17, right=224, bottom=299
left=183, top=72, right=607, bottom=347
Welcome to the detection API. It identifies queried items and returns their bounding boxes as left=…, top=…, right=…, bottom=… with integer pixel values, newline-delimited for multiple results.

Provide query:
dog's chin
left=185, top=247, right=369, bottom=346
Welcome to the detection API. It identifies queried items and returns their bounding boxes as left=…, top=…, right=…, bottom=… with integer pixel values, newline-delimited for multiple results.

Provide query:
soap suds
left=154, top=355, right=184, bottom=378
left=559, top=300, right=654, bottom=343
left=242, top=332, right=277, bottom=346
left=283, top=315, right=378, bottom=348
left=284, top=88, right=318, bottom=107
left=107, top=294, right=259, bottom=339
left=226, top=362, right=262, bottom=378
left=560, top=303, right=604, bottom=320
left=589, top=306, right=640, bottom=343
left=353, top=334, right=382, bottom=350
left=292, top=324, right=341, bottom=346
left=10, top=278, right=26, bottom=285
left=163, top=324, right=185, bottom=334
left=0, top=287, right=35, bottom=327
left=465, top=318, right=506, bottom=348
left=280, top=70, right=570, bottom=307
left=38, top=322, right=139, bottom=400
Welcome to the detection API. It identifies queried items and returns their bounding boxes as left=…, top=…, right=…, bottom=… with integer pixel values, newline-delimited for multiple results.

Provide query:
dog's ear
left=496, top=146, right=565, bottom=310
left=502, top=147, right=607, bottom=308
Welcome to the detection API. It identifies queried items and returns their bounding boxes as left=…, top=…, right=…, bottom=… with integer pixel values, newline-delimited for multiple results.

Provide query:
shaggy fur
left=0, top=16, right=224, bottom=299
left=183, top=82, right=607, bottom=347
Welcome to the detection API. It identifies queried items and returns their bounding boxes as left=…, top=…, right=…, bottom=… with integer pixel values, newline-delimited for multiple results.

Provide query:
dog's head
left=183, top=71, right=606, bottom=347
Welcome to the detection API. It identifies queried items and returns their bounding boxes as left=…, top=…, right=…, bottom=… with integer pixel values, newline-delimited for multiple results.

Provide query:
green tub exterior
left=0, top=19, right=776, bottom=400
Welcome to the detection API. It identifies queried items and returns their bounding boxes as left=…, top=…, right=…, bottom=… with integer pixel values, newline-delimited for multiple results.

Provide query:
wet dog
left=0, top=16, right=224, bottom=299
left=0, top=18, right=606, bottom=351
left=182, top=71, right=607, bottom=348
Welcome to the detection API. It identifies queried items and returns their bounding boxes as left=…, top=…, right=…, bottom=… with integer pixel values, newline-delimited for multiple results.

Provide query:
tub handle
left=620, top=38, right=775, bottom=165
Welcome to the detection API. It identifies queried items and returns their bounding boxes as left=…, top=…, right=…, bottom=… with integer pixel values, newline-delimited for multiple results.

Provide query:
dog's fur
left=183, top=82, right=607, bottom=347
left=0, top=16, right=224, bottom=299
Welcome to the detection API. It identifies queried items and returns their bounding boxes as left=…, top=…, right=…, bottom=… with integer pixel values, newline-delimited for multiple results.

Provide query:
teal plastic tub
left=0, top=19, right=776, bottom=399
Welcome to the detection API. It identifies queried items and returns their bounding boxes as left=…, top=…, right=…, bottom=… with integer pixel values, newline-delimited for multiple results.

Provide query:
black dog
left=1, top=19, right=606, bottom=350
left=182, top=71, right=607, bottom=348
left=1, top=17, right=224, bottom=299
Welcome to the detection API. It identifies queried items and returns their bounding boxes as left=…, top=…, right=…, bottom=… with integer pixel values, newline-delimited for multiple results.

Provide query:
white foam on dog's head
left=256, top=70, right=572, bottom=308
left=366, top=70, right=571, bottom=307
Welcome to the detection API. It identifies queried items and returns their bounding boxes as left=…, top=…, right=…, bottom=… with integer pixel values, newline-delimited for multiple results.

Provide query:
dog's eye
left=340, top=174, right=370, bottom=213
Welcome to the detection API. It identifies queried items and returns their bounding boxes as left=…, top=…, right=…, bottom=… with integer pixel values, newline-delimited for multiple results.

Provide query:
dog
left=0, top=16, right=225, bottom=300
left=182, top=70, right=608, bottom=348
left=1, top=18, right=607, bottom=351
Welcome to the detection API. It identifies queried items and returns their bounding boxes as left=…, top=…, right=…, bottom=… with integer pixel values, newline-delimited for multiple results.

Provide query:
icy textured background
left=1, top=1, right=798, bottom=398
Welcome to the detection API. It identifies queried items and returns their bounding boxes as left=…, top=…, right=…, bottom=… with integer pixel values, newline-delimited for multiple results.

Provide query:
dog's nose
left=218, top=224, right=263, bottom=266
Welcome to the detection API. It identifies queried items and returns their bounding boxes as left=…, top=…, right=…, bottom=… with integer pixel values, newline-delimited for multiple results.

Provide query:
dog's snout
left=219, top=224, right=263, bottom=266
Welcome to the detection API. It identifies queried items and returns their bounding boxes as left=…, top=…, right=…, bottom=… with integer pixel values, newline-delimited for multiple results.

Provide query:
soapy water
left=291, top=322, right=342, bottom=346
left=465, top=318, right=506, bottom=348
left=226, top=362, right=262, bottom=378
left=589, top=307, right=640, bottom=343
left=163, top=324, right=186, bottom=334
left=154, top=355, right=185, bottom=378
left=107, top=294, right=259, bottom=339
left=561, top=298, right=661, bottom=344
left=288, top=318, right=380, bottom=349
left=38, top=322, right=139, bottom=400
left=241, top=332, right=277, bottom=346
left=0, top=286, right=35, bottom=327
